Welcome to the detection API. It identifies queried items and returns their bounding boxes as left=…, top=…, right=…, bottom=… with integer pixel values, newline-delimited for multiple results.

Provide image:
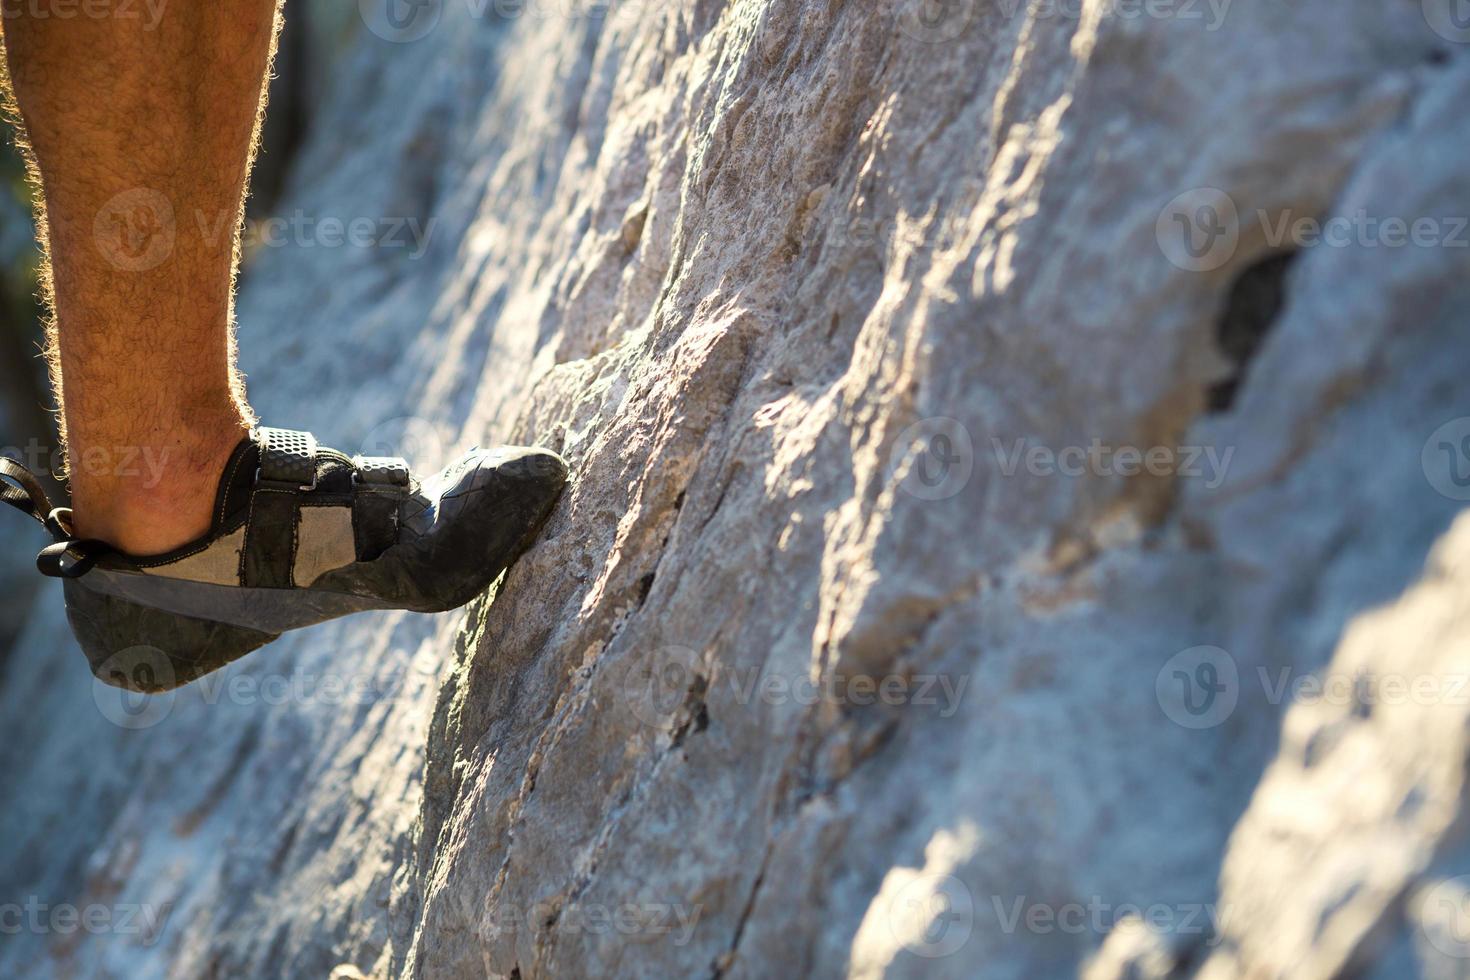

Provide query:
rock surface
left=2, top=1, right=1469, bottom=978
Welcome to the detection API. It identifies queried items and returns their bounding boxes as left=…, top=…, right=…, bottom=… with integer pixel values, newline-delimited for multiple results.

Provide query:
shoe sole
left=70, top=494, right=561, bottom=692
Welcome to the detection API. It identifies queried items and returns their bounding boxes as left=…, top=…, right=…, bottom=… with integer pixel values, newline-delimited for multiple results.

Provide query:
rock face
left=2, top=2, right=1469, bottom=978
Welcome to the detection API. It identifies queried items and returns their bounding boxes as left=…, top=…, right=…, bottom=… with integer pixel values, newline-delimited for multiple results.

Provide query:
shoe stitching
left=289, top=493, right=301, bottom=587
left=217, top=446, right=249, bottom=527
left=129, top=516, right=249, bottom=569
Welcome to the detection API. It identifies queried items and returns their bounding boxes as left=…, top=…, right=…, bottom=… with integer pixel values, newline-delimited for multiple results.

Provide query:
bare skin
left=0, top=0, right=280, bottom=554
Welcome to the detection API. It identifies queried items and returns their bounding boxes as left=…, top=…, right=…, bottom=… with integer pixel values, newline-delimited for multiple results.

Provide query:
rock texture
left=2, top=1, right=1469, bottom=978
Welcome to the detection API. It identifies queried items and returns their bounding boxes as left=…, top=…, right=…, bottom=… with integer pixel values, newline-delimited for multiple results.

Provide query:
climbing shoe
left=0, top=426, right=568, bottom=692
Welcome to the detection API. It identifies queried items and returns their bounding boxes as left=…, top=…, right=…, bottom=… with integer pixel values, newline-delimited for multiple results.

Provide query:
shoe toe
left=433, top=445, right=568, bottom=546
left=479, top=445, right=566, bottom=490
left=457, top=446, right=567, bottom=512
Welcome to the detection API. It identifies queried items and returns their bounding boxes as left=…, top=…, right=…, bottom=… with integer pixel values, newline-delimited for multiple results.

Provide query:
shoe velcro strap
left=242, top=488, right=299, bottom=589
left=352, top=456, right=410, bottom=488
left=256, top=427, right=318, bottom=489
left=352, top=492, right=400, bottom=563
left=350, top=456, right=408, bottom=562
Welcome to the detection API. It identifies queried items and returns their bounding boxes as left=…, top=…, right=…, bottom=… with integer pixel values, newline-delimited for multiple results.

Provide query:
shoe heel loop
left=3, top=457, right=111, bottom=579
left=1, top=455, right=54, bottom=527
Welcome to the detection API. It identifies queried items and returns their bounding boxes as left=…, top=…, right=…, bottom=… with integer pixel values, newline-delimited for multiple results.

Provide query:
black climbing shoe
left=0, top=427, right=568, bottom=692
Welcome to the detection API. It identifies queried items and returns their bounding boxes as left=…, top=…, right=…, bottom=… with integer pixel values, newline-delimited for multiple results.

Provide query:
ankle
left=68, top=417, right=251, bottom=555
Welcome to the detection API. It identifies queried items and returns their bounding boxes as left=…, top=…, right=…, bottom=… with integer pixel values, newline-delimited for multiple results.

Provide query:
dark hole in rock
left=1209, top=251, right=1297, bottom=412
left=636, top=571, right=657, bottom=605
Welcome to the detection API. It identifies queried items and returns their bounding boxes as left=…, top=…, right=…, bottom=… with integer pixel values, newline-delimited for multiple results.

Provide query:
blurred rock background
left=0, top=136, right=48, bottom=659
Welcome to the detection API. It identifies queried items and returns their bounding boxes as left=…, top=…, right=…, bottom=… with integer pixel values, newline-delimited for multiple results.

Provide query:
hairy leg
left=1, top=0, right=281, bottom=554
